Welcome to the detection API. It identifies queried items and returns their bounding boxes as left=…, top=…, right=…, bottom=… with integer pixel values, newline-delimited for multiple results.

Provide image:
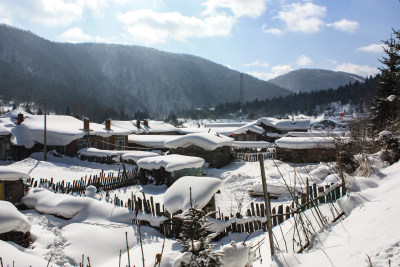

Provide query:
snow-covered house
left=0, top=166, right=30, bottom=205
left=128, top=134, right=181, bottom=150
left=232, top=121, right=265, bottom=141
left=11, top=115, right=131, bottom=158
left=258, top=117, right=310, bottom=141
left=0, top=121, right=12, bottom=160
left=164, top=133, right=234, bottom=168
left=137, top=154, right=205, bottom=186
left=163, top=176, right=222, bottom=215
left=275, top=136, right=336, bottom=163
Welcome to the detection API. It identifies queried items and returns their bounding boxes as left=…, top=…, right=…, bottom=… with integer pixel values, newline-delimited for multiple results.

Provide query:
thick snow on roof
left=164, top=133, right=233, bottom=151
left=90, top=122, right=131, bottom=137
left=232, top=141, right=271, bottom=148
left=22, top=115, right=85, bottom=146
left=275, top=136, right=335, bottom=149
left=0, top=200, right=31, bottom=234
left=78, top=147, right=117, bottom=158
left=0, top=166, right=30, bottom=181
left=205, top=122, right=249, bottom=128
left=258, top=117, right=310, bottom=131
left=163, top=176, right=222, bottom=213
left=177, top=126, right=235, bottom=136
left=137, top=154, right=204, bottom=172
left=106, top=120, right=137, bottom=132
left=11, top=125, right=35, bottom=148
left=128, top=134, right=180, bottom=148
left=120, top=150, right=161, bottom=162
left=0, top=123, right=11, bottom=135
left=144, top=120, right=179, bottom=133
left=287, top=131, right=345, bottom=137
left=233, top=121, right=265, bottom=135
left=2, top=108, right=32, bottom=120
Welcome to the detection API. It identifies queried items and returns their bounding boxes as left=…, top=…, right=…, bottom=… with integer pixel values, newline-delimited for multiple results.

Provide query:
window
left=103, top=137, right=109, bottom=150
left=115, top=137, right=125, bottom=150
left=78, top=138, right=90, bottom=150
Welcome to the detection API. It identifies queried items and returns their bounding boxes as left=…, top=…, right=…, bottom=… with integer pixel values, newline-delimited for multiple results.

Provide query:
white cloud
left=202, top=0, right=267, bottom=18
left=243, top=60, right=270, bottom=68
left=117, top=10, right=236, bottom=45
left=262, top=24, right=283, bottom=35
left=334, top=63, right=378, bottom=77
left=326, top=19, right=359, bottom=33
left=247, top=64, right=293, bottom=80
left=357, top=44, right=385, bottom=53
left=296, top=55, right=312, bottom=66
left=277, top=2, right=326, bottom=33
left=59, top=27, right=92, bottom=43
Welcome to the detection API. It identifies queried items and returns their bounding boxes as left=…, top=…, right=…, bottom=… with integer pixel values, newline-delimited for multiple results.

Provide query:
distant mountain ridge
left=268, top=69, right=366, bottom=94
left=0, top=24, right=291, bottom=121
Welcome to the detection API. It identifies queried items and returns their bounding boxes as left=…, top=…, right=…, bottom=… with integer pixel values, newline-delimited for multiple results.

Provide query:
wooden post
left=258, top=153, right=274, bottom=258
left=44, top=103, right=47, bottom=161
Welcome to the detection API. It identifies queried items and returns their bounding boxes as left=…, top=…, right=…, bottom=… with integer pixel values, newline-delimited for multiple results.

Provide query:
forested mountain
left=178, top=76, right=377, bottom=119
left=0, top=24, right=291, bottom=121
left=269, top=68, right=365, bottom=93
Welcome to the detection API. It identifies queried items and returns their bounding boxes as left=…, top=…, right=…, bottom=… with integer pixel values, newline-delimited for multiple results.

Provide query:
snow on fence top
left=163, top=176, right=222, bottom=213
left=128, top=134, right=181, bottom=148
left=232, top=121, right=265, bottom=135
left=137, top=154, right=205, bottom=172
left=275, top=136, right=335, bottom=149
left=0, top=166, right=30, bottom=181
left=164, top=132, right=233, bottom=151
left=258, top=117, right=310, bottom=131
left=231, top=141, right=271, bottom=148
left=0, top=200, right=31, bottom=234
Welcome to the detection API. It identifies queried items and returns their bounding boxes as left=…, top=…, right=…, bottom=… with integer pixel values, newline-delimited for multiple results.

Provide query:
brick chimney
left=105, top=119, right=111, bottom=130
left=17, top=113, right=24, bottom=125
left=136, top=120, right=141, bottom=128
left=84, top=118, right=90, bottom=131
left=144, top=120, right=149, bottom=128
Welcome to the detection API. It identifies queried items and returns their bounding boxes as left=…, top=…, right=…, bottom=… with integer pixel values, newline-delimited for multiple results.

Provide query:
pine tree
left=177, top=189, right=223, bottom=266
left=369, top=29, right=400, bottom=134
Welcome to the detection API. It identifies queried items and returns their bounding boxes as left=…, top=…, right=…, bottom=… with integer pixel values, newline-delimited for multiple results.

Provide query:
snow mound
left=345, top=175, right=378, bottom=192
left=0, top=166, right=30, bottom=181
left=275, top=136, right=335, bottom=149
left=128, top=134, right=180, bottom=148
left=120, top=150, right=161, bottom=162
left=165, top=132, right=233, bottom=151
left=0, top=200, right=31, bottom=234
left=221, top=242, right=255, bottom=267
left=309, top=164, right=333, bottom=180
left=137, top=154, right=205, bottom=172
left=163, top=176, right=222, bottom=213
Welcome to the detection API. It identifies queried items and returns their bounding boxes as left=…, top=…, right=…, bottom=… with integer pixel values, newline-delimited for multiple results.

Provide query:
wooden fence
left=112, top=181, right=346, bottom=239
left=231, top=148, right=276, bottom=162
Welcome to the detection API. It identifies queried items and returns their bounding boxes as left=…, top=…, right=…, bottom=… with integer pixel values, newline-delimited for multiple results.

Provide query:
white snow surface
left=0, top=200, right=31, bottom=234
left=164, top=132, right=233, bottom=151
left=0, top=123, right=11, bottom=135
left=232, top=141, right=271, bottom=148
left=275, top=136, right=335, bottom=149
left=233, top=121, right=265, bottom=135
left=163, top=176, right=222, bottom=213
left=258, top=117, right=310, bottom=131
left=137, top=154, right=204, bottom=172
left=0, top=166, right=30, bottom=181
left=128, top=134, right=180, bottom=148
left=120, top=150, right=162, bottom=162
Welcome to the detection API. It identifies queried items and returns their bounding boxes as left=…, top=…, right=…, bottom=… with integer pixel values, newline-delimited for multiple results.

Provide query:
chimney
left=136, top=120, right=141, bottom=128
left=17, top=113, right=24, bottom=125
left=144, top=120, right=149, bottom=128
left=84, top=118, right=90, bottom=131
left=105, top=119, right=111, bottom=130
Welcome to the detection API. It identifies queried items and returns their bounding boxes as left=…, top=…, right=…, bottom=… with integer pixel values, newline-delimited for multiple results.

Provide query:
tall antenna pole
left=44, top=103, right=47, bottom=161
left=240, top=73, right=244, bottom=106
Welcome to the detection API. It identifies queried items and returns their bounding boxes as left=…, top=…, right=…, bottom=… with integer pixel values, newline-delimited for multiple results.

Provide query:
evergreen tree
left=178, top=207, right=223, bottom=266
left=369, top=29, right=400, bottom=134
left=65, top=106, right=71, bottom=116
left=37, top=107, right=43, bottom=115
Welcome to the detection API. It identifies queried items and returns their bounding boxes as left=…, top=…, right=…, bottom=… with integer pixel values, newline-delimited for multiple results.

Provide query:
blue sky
left=1, top=0, right=399, bottom=80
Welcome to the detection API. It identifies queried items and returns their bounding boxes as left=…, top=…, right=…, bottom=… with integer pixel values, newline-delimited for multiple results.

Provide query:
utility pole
left=258, top=153, right=274, bottom=259
left=44, top=103, right=47, bottom=161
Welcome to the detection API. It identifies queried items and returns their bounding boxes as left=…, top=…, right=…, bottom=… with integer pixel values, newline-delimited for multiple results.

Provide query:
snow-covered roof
left=177, top=127, right=235, bottom=136
left=287, top=131, right=344, bottom=137
left=2, top=109, right=33, bottom=121
left=275, top=136, right=335, bottom=149
left=164, top=133, right=233, bottom=151
left=120, top=150, right=161, bottom=162
left=0, top=166, right=30, bottom=181
left=143, top=121, right=179, bottom=134
left=0, top=200, right=31, bottom=234
left=90, top=122, right=131, bottom=137
left=137, top=154, right=205, bottom=172
left=258, top=117, right=310, bottom=131
left=231, top=141, right=271, bottom=148
left=78, top=147, right=117, bottom=158
left=163, top=176, right=222, bottom=213
left=0, top=123, right=11, bottom=135
left=205, top=122, right=249, bottom=128
left=233, top=121, right=265, bottom=135
left=128, top=134, right=181, bottom=148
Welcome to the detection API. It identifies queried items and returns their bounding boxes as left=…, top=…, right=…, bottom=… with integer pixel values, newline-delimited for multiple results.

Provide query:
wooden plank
left=272, top=207, right=277, bottom=226
left=277, top=205, right=284, bottom=224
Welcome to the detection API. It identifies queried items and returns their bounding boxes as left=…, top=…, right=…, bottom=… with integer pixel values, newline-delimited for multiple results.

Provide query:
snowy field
left=0, top=153, right=399, bottom=266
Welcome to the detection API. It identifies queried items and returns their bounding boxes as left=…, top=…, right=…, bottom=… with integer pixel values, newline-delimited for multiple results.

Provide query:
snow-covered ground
left=0, top=152, right=399, bottom=266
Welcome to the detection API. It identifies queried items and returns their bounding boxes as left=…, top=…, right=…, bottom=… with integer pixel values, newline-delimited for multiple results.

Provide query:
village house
left=164, top=132, right=234, bottom=168
left=136, top=154, right=205, bottom=186
left=0, top=166, right=30, bottom=205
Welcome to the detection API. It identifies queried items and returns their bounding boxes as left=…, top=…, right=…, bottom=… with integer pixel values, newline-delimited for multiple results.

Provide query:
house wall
left=276, top=147, right=336, bottom=163
left=0, top=135, right=12, bottom=160
left=234, top=131, right=261, bottom=141
left=168, top=145, right=232, bottom=168
left=0, top=180, right=26, bottom=205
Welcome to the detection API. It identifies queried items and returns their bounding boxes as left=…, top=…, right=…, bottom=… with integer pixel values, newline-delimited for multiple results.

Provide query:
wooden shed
left=0, top=167, right=30, bottom=205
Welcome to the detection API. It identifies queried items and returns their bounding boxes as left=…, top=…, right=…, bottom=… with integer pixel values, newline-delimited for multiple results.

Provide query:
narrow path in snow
left=24, top=211, right=72, bottom=266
